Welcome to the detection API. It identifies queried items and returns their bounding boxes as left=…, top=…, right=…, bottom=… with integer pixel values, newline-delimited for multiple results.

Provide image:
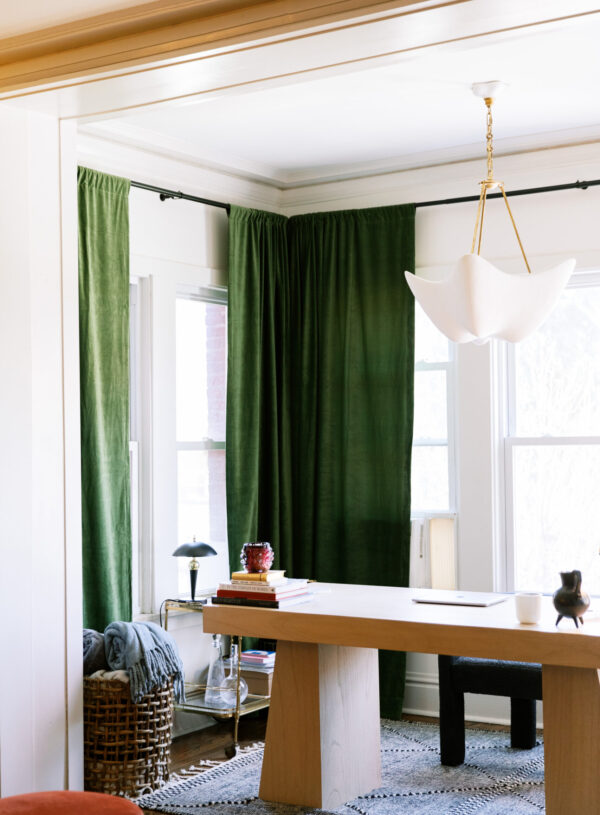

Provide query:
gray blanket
left=83, top=629, right=108, bottom=675
left=104, top=620, right=185, bottom=703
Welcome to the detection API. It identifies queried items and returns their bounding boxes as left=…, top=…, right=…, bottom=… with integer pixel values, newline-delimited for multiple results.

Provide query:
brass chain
left=485, top=97, right=494, bottom=183
left=469, top=94, right=532, bottom=272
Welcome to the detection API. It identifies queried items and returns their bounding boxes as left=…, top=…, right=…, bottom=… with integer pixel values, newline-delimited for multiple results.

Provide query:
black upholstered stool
left=438, top=654, right=542, bottom=766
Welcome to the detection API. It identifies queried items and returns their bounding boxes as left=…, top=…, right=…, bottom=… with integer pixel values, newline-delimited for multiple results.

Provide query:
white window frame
left=411, top=343, right=457, bottom=519
left=175, top=284, right=228, bottom=467
left=130, top=257, right=229, bottom=615
left=174, top=285, right=228, bottom=597
left=503, top=269, right=600, bottom=593
left=129, top=279, right=143, bottom=617
left=410, top=316, right=458, bottom=591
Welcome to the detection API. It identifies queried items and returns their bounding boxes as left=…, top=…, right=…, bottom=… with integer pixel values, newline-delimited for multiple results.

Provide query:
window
left=411, top=303, right=455, bottom=514
left=505, top=273, right=600, bottom=595
left=175, top=289, right=228, bottom=596
left=410, top=303, right=456, bottom=590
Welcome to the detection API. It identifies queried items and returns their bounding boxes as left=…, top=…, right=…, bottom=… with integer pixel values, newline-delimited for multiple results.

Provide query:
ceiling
left=80, top=6, right=600, bottom=187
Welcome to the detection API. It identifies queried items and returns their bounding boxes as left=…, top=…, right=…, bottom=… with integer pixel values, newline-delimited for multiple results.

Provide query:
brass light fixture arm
left=500, top=184, right=532, bottom=274
left=470, top=183, right=486, bottom=254
left=471, top=94, right=532, bottom=274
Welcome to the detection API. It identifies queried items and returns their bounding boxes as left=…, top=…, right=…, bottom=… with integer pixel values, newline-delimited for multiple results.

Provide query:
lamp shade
left=172, top=541, right=218, bottom=558
left=404, top=254, right=575, bottom=344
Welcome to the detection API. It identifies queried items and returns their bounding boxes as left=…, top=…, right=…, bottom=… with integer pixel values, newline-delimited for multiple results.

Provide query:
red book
left=211, top=594, right=313, bottom=609
left=216, top=587, right=308, bottom=601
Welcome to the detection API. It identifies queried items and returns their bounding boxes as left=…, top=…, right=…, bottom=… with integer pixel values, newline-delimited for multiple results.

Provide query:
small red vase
left=240, top=542, right=274, bottom=573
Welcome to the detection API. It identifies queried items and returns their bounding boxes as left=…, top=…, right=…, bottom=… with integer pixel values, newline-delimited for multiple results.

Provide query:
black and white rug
left=137, top=720, right=544, bottom=814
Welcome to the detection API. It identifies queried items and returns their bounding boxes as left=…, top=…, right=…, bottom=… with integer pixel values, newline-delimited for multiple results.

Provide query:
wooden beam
left=0, top=0, right=465, bottom=94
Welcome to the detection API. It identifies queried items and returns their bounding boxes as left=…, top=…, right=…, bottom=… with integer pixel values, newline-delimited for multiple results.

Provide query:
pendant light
left=404, top=81, right=575, bottom=344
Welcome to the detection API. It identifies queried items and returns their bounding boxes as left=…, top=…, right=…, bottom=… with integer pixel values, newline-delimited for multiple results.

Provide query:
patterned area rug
left=137, top=720, right=544, bottom=814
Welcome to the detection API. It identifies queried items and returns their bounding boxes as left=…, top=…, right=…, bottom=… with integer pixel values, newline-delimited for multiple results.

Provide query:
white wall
left=282, top=142, right=600, bottom=724
left=0, top=109, right=82, bottom=795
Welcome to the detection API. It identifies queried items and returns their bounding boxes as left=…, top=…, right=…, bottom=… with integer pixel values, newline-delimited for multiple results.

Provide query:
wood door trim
left=0, top=0, right=464, bottom=93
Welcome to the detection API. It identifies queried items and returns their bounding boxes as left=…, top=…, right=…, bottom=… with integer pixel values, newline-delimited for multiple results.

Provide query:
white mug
left=515, top=592, right=542, bottom=624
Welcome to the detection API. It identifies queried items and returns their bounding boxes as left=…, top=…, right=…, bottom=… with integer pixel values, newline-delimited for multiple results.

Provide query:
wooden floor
left=141, top=711, right=517, bottom=814
left=171, top=711, right=269, bottom=771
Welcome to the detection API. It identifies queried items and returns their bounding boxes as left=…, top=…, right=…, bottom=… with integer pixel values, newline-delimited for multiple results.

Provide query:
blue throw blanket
left=83, top=628, right=108, bottom=675
left=104, top=621, right=185, bottom=703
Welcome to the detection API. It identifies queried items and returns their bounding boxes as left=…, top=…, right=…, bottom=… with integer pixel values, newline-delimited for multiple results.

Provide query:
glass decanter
left=221, top=642, right=248, bottom=707
left=204, top=634, right=226, bottom=708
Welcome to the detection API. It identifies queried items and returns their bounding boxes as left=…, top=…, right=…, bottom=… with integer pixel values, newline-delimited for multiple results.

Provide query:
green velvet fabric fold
left=78, top=166, right=132, bottom=631
left=227, top=203, right=415, bottom=717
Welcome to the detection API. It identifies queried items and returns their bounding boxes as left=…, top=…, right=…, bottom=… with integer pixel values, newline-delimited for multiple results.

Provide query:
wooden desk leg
left=259, top=640, right=381, bottom=809
left=543, top=664, right=600, bottom=815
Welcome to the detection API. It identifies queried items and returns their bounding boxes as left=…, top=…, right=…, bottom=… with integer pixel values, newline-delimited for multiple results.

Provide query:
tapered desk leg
left=259, top=641, right=381, bottom=809
left=543, top=664, right=600, bottom=815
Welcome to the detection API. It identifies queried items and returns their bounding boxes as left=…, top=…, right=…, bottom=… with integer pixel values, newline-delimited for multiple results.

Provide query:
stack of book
left=240, top=650, right=275, bottom=696
left=211, top=570, right=312, bottom=608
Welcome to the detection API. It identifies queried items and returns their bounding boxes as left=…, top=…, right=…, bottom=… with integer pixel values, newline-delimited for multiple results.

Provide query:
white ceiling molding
left=81, top=117, right=600, bottom=189
left=79, top=121, right=283, bottom=186
left=278, top=142, right=600, bottom=214
left=71, top=6, right=600, bottom=194
left=77, top=131, right=282, bottom=212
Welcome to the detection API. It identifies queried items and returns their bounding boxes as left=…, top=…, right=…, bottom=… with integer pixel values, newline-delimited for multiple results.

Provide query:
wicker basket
left=84, top=676, right=174, bottom=797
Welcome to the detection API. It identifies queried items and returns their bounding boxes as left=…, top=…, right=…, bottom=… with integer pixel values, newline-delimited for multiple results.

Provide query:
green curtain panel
left=226, top=206, right=293, bottom=574
left=78, top=166, right=132, bottom=631
left=288, top=206, right=415, bottom=718
left=227, top=203, right=415, bottom=717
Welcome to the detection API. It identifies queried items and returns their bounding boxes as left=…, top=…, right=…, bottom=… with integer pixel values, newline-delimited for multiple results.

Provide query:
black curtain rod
left=131, top=178, right=600, bottom=214
left=130, top=180, right=231, bottom=213
left=415, top=179, right=600, bottom=208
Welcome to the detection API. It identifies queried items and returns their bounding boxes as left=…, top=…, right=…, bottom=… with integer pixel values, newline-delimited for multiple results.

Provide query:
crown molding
left=81, top=118, right=600, bottom=192
left=77, top=130, right=282, bottom=211
left=278, top=141, right=600, bottom=214
left=0, top=0, right=455, bottom=93
left=80, top=120, right=283, bottom=186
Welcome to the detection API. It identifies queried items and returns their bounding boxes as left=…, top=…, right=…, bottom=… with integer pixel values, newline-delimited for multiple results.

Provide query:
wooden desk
left=203, top=584, right=600, bottom=814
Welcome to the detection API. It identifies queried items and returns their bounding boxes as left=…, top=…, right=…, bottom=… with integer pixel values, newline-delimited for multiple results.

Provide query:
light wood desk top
left=205, top=584, right=600, bottom=814
left=203, top=583, right=600, bottom=669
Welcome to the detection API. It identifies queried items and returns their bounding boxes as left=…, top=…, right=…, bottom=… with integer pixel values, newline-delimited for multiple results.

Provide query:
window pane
left=513, top=444, right=600, bottom=595
left=176, top=298, right=227, bottom=442
left=514, top=287, right=600, bottom=436
left=177, top=449, right=228, bottom=596
left=413, top=370, right=447, bottom=441
left=414, top=302, right=450, bottom=364
left=411, top=445, right=449, bottom=512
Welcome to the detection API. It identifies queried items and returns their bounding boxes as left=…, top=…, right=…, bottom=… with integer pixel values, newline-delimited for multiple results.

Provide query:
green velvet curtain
left=227, top=203, right=415, bottom=717
left=226, top=207, right=293, bottom=574
left=78, top=166, right=132, bottom=631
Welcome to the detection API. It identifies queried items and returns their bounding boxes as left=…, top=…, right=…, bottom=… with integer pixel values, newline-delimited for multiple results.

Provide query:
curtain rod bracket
left=159, top=191, right=183, bottom=201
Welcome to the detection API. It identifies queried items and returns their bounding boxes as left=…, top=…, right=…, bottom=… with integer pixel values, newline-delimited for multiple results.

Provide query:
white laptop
left=412, top=590, right=509, bottom=607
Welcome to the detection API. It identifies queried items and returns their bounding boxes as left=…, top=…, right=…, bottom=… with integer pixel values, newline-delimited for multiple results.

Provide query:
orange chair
left=0, top=791, right=143, bottom=814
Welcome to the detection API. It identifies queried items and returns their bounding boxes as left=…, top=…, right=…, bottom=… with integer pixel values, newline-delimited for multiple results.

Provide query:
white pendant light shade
left=404, top=82, right=576, bottom=344
left=405, top=254, right=575, bottom=344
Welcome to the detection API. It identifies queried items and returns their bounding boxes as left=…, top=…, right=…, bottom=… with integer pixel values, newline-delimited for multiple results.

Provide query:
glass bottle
left=221, top=642, right=248, bottom=707
left=205, top=634, right=226, bottom=708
